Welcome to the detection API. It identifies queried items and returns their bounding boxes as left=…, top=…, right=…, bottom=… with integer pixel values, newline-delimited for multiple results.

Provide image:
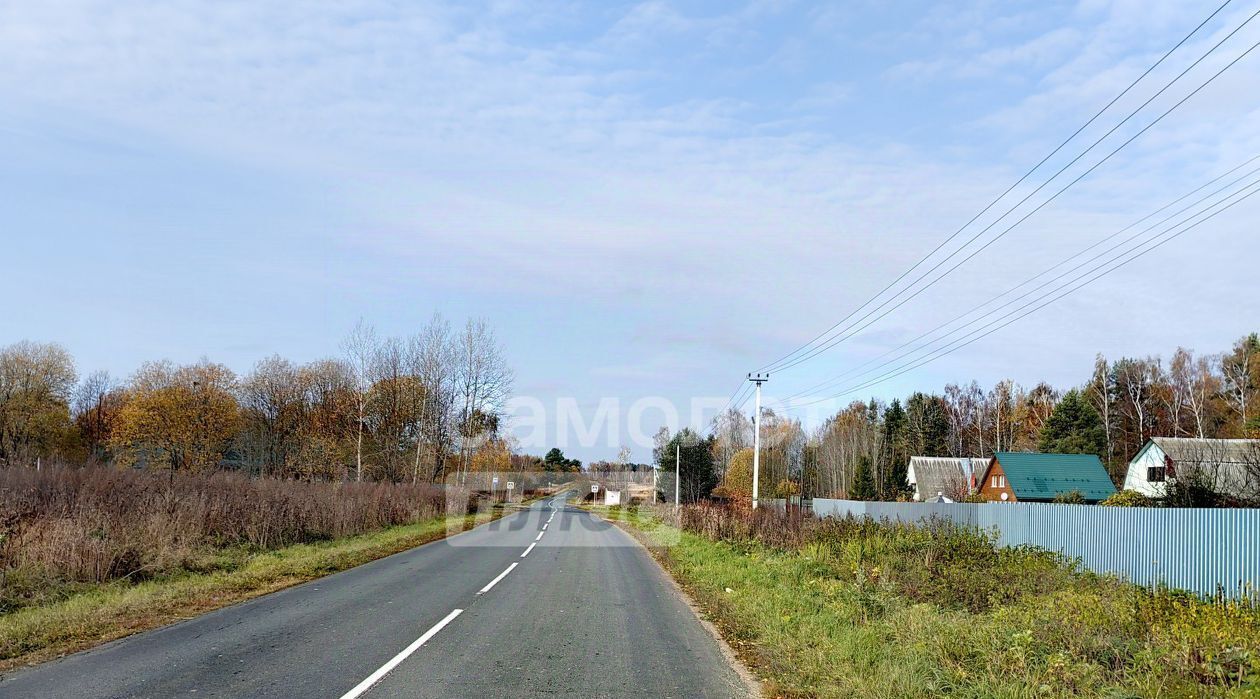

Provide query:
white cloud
left=1, top=0, right=1257, bottom=452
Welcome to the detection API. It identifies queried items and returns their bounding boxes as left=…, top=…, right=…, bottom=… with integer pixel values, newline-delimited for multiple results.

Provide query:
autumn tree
left=408, top=313, right=457, bottom=483
left=296, top=358, right=356, bottom=480
left=808, top=400, right=881, bottom=498
left=72, top=370, right=125, bottom=464
left=111, top=360, right=240, bottom=474
left=238, top=356, right=308, bottom=477
left=1222, top=334, right=1259, bottom=436
left=454, top=319, right=514, bottom=484
left=712, top=447, right=755, bottom=502
left=342, top=320, right=378, bottom=482
left=0, top=340, right=77, bottom=465
left=709, top=407, right=752, bottom=482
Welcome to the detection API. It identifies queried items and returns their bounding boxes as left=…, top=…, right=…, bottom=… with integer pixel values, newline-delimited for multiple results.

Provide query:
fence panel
left=811, top=499, right=1260, bottom=598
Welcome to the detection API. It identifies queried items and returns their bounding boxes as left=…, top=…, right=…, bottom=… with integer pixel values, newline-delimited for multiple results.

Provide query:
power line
left=763, top=28, right=1260, bottom=375
left=717, top=377, right=754, bottom=416
left=778, top=155, right=1260, bottom=401
left=757, top=1, right=1252, bottom=375
left=784, top=183, right=1260, bottom=408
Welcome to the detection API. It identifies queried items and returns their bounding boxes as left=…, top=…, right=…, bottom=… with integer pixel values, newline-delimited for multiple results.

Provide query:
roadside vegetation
left=0, top=466, right=491, bottom=671
left=616, top=503, right=1259, bottom=698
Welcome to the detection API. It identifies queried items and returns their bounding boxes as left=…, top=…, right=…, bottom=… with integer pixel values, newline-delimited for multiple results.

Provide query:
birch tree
left=454, top=318, right=513, bottom=484
left=408, top=314, right=456, bottom=483
left=342, top=320, right=378, bottom=482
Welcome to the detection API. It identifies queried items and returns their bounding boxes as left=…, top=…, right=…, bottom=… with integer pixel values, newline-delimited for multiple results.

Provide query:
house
left=1124, top=438, right=1260, bottom=500
left=906, top=456, right=990, bottom=502
left=977, top=451, right=1116, bottom=503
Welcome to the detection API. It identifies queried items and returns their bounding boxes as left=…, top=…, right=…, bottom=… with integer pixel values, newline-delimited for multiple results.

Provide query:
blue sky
left=3, top=0, right=1259, bottom=461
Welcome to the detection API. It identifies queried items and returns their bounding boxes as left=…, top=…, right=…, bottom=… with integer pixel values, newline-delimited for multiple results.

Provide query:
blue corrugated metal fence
left=812, top=499, right=1260, bottom=599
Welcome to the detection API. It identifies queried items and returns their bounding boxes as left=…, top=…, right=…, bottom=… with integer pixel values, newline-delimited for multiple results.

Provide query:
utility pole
left=674, top=442, right=681, bottom=508
left=749, top=373, right=768, bottom=509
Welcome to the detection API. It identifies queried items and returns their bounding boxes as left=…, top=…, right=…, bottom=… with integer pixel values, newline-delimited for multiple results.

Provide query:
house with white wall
left=1124, top=437, right=1260, bottom=499
left=906, top=456, right=989, bottom=502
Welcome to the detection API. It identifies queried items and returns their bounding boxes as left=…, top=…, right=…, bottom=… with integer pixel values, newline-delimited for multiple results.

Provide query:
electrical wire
left=757, top=1, right=1252, bottom=375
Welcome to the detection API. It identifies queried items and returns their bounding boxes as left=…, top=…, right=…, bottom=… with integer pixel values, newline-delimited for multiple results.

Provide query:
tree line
left=689, top=332, right=1259, bottom=504
left=0, top=315, right=514, bottom=483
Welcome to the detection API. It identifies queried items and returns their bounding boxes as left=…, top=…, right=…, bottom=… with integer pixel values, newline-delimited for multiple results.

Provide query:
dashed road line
left=338, top=608, right=463, bottom=699
left=521, top=542, right=536, bottom=558
left=478, top=563, right=518, bottom=595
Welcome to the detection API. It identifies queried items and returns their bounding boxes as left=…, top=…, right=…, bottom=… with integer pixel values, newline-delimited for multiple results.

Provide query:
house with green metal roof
left=977, top=451, right=1116, bottom=503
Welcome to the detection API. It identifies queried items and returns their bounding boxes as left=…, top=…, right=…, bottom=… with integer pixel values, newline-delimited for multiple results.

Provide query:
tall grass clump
left=0, top=466, right=455, bottom=613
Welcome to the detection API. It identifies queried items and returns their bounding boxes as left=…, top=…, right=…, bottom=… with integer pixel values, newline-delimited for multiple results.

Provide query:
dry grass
left=0, top=466, right=455, bottom=613
left=0, top=511, right=494, bottom=673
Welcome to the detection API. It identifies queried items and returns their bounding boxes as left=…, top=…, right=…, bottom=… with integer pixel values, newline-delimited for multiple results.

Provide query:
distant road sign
left=591, top=484, right=599, bottom=493
left=492, top=476, right=499, bottom=485
left=506, top=481, right=515, bottom=490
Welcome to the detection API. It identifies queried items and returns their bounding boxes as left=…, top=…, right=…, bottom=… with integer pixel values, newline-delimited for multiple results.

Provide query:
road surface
left=0, top=494, right=750, bottom=698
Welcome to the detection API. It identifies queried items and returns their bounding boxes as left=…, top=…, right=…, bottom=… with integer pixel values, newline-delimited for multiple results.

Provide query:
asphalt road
left=0, top=494, right=751, bottom=698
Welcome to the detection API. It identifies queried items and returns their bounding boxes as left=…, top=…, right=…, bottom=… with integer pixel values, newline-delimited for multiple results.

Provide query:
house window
left=1147, top=466, right=1166, bottom=483
left=992, top=475, right=1005, bottom=488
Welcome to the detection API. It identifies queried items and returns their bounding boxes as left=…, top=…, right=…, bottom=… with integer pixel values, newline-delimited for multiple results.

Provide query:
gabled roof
left=1148, top=437, right=1260, bottom=465
left=1139, top=438, right=1260, bottom=497
left=991, top=451, right=1116, bottom=502
left=907, top=456, right=989, bottom=499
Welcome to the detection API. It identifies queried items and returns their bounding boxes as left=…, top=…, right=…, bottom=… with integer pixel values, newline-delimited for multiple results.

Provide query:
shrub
left=0, top=466, right=454, bottom=611
left=1099, top=489, right=1153, bottom=507
left=1052, top=489, right=1087, bottom=504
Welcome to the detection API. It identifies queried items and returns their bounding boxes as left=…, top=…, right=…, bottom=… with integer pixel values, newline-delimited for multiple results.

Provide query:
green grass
left=0, top=511, right=496, bottom=673
left=611, top=507, right=1260, bottom=698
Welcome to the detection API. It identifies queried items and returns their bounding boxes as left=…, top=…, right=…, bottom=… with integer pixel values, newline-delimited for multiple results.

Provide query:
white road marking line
left=521, top=542, right=536, bottom=558
left=534, top=531, right=544, bottom=541
left=338, top=608, right=462, bottom=699
left=542, top=523, right=548, bottom=531
left=478, top=563, right=518, bottom=595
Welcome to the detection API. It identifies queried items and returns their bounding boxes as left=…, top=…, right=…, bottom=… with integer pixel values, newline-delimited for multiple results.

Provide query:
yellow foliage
left=469, top=437, right=511, bottom=473
left=712, top=448, right=776, bottom=502
left=110, top=361, right=240, bottom=472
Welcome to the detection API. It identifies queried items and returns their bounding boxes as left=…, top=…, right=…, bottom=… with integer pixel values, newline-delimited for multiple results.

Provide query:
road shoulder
left=591, top=507, right=763, bottom=698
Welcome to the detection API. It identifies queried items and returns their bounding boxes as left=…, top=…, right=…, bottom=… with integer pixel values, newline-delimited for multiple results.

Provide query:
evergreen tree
left=1037, top=389, right=1107, bottom=455
left=906, top=392, right=950, bottom=457
left=849, top=455, right=877, bottom=501
left=653, top=428, right=719, bottom=503
left=880, top=399, right=909, bottom=499
left=543, top=447, right=567, bottom=470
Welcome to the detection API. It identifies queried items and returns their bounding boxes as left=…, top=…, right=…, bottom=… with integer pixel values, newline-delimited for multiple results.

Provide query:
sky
left=2, top=0, right=1259, bottom=462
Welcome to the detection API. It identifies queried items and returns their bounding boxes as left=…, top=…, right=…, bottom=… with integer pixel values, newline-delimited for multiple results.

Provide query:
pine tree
left=880, top=400, right=909, bottom=498
left=1037, top=389, right=1107, bottom=455
left=849, top=455, right=877, bottom=501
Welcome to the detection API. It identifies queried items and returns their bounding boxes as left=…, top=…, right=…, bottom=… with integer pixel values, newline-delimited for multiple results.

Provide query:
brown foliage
left=0, top=466, right=451, bottom=598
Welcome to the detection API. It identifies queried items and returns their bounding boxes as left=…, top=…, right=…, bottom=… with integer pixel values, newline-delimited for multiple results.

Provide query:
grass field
left=606, top=504, right=1260, bottom=698
left=0, top=511, right=496, bottom=673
